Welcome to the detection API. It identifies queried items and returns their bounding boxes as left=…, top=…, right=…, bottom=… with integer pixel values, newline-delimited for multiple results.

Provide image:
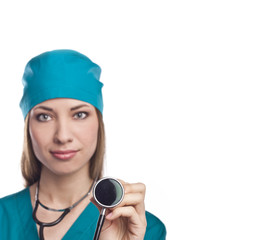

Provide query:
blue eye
left=37, top=114, right=52, bottom=122
left=74, top=112, right=88, bottom=120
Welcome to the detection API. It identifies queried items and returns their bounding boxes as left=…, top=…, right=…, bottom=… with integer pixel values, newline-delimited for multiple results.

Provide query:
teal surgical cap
left=19, top=49, right=103, bottom=119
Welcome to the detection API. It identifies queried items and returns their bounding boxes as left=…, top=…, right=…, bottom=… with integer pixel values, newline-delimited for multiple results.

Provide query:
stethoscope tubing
left=93, top=208, right=106, bottom=240
left=32, top=180, right=94, bottom=240
left=32, top=200, right=71, bottom=240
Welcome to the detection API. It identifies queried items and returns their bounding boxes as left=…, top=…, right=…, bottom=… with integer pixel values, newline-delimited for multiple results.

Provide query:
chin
left=47, top=161, right=90, bottom=177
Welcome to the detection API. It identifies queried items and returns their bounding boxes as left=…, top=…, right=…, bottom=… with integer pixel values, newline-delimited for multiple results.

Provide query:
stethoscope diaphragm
left=93, top=177, right=124, bottom=208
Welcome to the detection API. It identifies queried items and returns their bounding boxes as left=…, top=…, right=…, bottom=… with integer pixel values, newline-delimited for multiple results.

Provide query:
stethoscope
left=92, top=177, right=125, bottom=240
left=32, top=177, right=125, bottom=240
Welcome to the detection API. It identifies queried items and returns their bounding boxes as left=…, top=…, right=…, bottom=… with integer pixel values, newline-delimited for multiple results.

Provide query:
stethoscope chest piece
left=93, top=177, right=124, bottom=208
left=93, top=177, right=125, bottom=240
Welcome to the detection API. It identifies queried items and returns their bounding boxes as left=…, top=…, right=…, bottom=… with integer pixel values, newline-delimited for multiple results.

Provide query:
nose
left=53, top=120, right=73, bottom=144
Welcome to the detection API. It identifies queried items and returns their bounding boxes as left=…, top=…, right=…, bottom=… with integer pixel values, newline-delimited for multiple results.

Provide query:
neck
left=38, top=166, right=94, bottom=208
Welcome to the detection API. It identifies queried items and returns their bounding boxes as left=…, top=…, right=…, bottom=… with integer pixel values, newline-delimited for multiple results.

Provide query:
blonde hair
left=21, top=108, right=105, bottom=187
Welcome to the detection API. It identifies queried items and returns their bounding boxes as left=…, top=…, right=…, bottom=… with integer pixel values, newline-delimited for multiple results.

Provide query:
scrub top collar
left=16, top=188, right=99, bottom=239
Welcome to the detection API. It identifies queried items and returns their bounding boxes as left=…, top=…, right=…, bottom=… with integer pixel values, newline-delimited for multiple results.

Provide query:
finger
left=118, top=181, right=146, bottom=219
left=106, top=206, right=147, bottom=232
left=120, top=181, right=146, bottom=195
left=106, top=206, right=139, bottom=223
left=109, top=189, right=146, bottom=225
left=118, top=192, right=145, bottom=207
left=115, top=192, right=145, bottom=216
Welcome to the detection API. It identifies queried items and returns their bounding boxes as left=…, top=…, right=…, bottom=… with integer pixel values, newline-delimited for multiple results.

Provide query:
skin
left=28, top=98, right=147, bottom=240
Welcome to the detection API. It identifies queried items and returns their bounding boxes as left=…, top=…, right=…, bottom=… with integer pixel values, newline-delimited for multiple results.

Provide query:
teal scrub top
left=0, top=188, right=166, bottom=239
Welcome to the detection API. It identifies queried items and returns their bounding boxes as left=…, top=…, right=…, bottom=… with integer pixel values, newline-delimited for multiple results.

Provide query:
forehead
left=32, top=98, right=94, bottom=110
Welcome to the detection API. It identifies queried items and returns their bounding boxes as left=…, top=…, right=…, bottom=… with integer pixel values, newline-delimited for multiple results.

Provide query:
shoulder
left=0, top=188, right=29, bottom=215
left=0, top=188, right=29, bottom=205
left=0, top=188, right=31, bottom=239
left=145, top=211, right=167, bottom=240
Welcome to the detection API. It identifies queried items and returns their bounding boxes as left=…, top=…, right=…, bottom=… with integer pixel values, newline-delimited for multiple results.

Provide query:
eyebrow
left=70, top=104, right=90, bottom=111
left=34, top=106, right=53, bottom=111
left=34, top=104, right=90, bottom=112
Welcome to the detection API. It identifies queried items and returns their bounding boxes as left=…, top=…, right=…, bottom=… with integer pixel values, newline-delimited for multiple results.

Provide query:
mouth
left=50, top=150, right=79, bottom=160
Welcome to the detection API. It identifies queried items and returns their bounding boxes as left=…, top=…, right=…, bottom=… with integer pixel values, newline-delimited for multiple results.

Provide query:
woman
left=0, top=49, right=166, bottom=239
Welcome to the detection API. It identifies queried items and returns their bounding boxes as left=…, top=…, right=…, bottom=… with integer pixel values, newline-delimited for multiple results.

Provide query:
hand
left=92, top=180, right=147, bottom=240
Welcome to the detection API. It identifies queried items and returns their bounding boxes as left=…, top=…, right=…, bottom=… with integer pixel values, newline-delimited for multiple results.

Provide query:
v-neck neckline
left=17, top=188, right=99, bottom=239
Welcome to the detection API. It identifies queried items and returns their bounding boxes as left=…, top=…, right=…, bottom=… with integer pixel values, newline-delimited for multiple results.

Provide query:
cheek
left=77, top=122, right=99, bottom=150
left=29, top=123, right=51, bottom=157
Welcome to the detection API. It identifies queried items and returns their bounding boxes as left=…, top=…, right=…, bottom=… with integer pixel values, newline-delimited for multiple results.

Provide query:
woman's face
left=29, top=98, right=99, bottom=176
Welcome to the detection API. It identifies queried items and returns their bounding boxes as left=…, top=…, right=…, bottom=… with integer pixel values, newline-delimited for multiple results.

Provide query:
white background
left=0, top=0, right=254, bottom=239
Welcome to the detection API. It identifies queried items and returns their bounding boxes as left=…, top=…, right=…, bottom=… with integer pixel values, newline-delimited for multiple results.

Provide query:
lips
left=50, top=150, right=79, bottom=160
